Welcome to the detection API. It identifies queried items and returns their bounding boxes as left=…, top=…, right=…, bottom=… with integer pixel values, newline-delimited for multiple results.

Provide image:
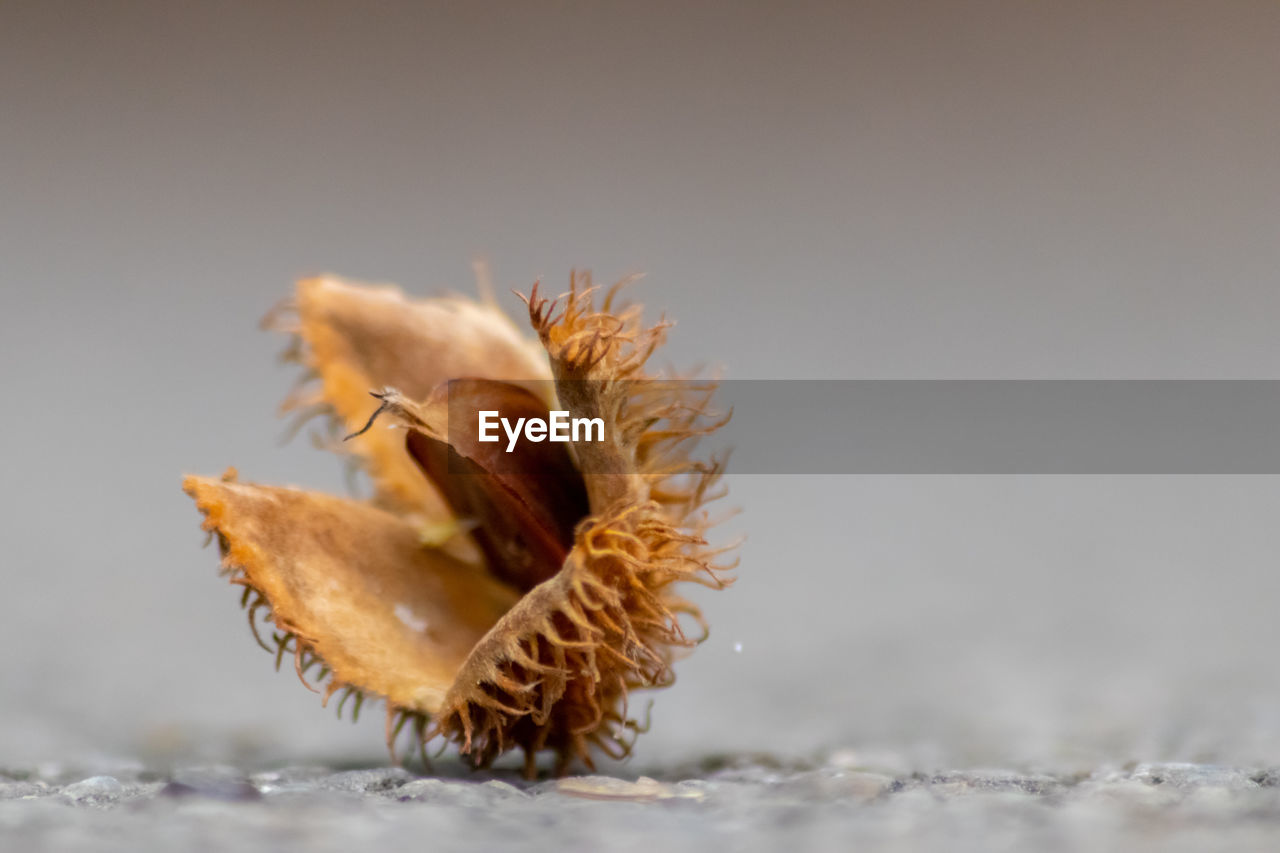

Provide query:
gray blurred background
left=2, top=1, right=1279, bottom=774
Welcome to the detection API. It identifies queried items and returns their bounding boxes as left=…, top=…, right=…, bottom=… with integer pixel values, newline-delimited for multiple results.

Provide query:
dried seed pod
left=184, top=272, right=734, bottom=776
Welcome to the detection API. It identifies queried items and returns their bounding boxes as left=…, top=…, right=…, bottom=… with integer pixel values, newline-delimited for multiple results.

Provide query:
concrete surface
left=8, top=755, right=1280, bottom=852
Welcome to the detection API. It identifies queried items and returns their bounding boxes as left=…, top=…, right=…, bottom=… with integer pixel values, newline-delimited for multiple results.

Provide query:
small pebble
left=1131, top=763, right=1258, bottom=791
left=0, top=780, right=47, bottom=800
left=555, top=775, right=704, bottom=801
left=395, top=778, right=526, bottom=806
left=162, top=767, right=261, bottom=802
left=59, top=776, right=124, bottom=805
left=318, top=767, right=415, bottom=794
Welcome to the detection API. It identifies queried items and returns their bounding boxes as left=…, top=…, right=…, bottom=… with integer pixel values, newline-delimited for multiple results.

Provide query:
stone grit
left=6, top=754, right=1280, bottom=852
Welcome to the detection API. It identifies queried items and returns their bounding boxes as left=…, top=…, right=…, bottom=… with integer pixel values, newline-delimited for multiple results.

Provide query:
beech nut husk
left=183, top=272, right=735, bottom=776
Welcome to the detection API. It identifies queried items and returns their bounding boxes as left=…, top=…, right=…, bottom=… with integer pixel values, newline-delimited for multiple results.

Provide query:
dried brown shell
left=184, top=271, right=734, bottom=775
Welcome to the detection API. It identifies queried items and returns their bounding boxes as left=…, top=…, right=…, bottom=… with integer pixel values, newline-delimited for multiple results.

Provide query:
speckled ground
left=8, top=754, right=1280, bottom=852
